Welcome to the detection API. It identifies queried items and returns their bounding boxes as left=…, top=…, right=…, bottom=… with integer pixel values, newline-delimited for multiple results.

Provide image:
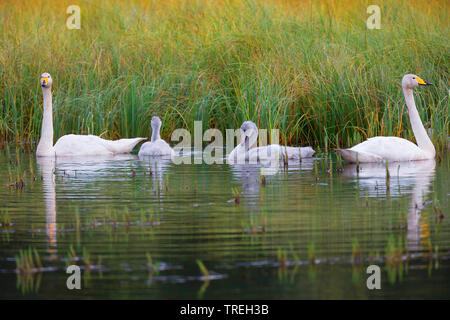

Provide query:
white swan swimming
left=36, top=73, right=146, bottom=157
left=227, top=121, right=315, bottom=163
left=336, top=74, right=435, bottom=163
left=138, top=116, right=175, bottom=156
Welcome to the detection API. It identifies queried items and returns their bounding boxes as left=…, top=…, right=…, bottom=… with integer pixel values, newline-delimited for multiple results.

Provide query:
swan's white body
left=228, top=144, right=315, bottom=163
left=47, top=134, right=145, bottom=157
left=337, top=137, right=431, bottom=162
left=336, top=74, right=435, bottom=163
left=36, top=73, right=146, bottom=157
left=227, top=121, right=315, bottom=163
left=138, top=116, right=175, bottom=157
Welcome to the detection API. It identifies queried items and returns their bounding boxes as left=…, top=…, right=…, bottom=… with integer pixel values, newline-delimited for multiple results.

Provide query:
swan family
left=36, top=72, right=436, bottom=165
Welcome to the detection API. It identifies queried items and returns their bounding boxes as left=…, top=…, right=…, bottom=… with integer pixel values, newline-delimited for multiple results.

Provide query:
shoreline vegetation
left=0, top=0, right=448, bottom=155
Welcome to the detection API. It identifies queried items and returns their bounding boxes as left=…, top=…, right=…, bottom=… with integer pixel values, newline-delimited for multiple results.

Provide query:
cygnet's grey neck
left=151, top=123, right=161, bottom=142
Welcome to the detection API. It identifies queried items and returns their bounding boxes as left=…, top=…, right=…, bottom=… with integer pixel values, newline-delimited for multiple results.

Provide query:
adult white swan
left=138, top=116, right=175, bottom=156
left=227, top=121, right=315, bottom=163
left=36, top=73, right=146, bottom=157
left=336, top=74, right=434, bottom=163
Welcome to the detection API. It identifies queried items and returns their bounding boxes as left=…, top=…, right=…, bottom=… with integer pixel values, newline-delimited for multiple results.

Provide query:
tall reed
left=0, top=0, right=448, bottom=153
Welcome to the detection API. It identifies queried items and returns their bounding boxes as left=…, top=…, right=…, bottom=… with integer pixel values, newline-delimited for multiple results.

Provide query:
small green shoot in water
left=82, top=247, right=91, bottom=268
left=355, top=152, right=359, bottom=173
left=1, top=209, right=12, bottom=227
left=385, top=160, right=390, bottom=191
left=282, top=146, right=288, bottom=170
left=327, top=156, right=333, bottom=177
left=196, top=259, right=209, bottom=278
left=351, top=238, right=361, bottom=263
left=243, top=211, right=267, bottom=234
left=277, top=248, right=287, bottom=267
left=314, top=161, right=319, bottom=181
left=122, top=207, right=130, bottom=225
left=260, top=174, right=266, bottom=187
left=385, top=234, right=407, bottom=284
left=146, top=252, right=160, bottom=274
left=130, top=162, right=136, bottom=178
left=6, top=153, right=26, bottom=189
left=298, top=146, right=302, bottom=164
left=66, top=245, right=77, bottom=266
left=75, top=206, right=80, bottom=231
left=163, top=174, right=169, bottom=191
left=196, top=259, right=210, bottom=299
left=308, top=242, right=315, bottom=265
left=432, top=194, right=444, bottom=221
left=336, top=154, right=343, bottom=172
left=365, top=191, right=369, bottom=207
left=289, top=242, right=300, bottom=262
left=15, top=247, right=42, bottom=273
left=232, top=187, right=240, bottom=204
left=146, top=252, right=153, bottom=267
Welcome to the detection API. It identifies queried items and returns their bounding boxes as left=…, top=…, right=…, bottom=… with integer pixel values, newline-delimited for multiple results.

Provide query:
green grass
left=15, top=247, right=43, bottom=273
left=0, top=0, right=448, bottom=154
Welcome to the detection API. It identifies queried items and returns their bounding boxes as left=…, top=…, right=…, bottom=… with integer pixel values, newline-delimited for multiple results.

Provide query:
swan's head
left=240, top=121, right=258, bottom=148
left=151, top=116, right=162, bottom=128
left=402, top=74, right=432, bottom=89
left=40, top=73, right=53, bottom=89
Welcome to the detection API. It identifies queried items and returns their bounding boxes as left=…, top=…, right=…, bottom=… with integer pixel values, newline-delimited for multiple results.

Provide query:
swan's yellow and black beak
left=41, top=77, right=49, bottom=88
left=416, top=77, right=432, bottom=86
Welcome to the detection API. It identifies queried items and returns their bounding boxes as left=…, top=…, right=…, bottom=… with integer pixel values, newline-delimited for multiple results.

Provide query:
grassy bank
left=0, top=0, right=448, bottom=154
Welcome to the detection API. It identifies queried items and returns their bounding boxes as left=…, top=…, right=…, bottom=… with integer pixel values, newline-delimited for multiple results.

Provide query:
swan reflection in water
left=229, top=158, right=316, bottom=205
left=36, top=157, right=56, bottom=256
left=36, top=154, right=139, bottom=254
left=139, top=154, right=173, bottom=194
left=341, top=159, right=436, bottom=251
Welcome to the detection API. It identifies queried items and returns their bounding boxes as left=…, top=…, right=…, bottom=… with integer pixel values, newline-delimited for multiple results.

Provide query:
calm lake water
left=0, top=147, right=449, bottom=299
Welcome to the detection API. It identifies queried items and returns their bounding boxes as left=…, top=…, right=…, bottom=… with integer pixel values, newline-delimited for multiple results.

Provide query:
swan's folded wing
left=100, top=137, right=147, bottom=154
left=336, top=148, right=383, bottom=163
left=282, top=146, right=315, bottom=159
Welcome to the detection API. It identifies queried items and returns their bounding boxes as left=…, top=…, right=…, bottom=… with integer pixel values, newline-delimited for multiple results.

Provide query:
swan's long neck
left=36, top=88, right=54, bottom=156
left=242, top=135, right=250, bottom=151
left=240, top=128, right=258, bottom=150
left=151, top=123, right=161, bottom=142
left=403, top=87, right=435, bottom=156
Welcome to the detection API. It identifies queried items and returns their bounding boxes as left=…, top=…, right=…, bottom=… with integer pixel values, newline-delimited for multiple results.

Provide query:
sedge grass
left=0, top=0, right=448, bottom=155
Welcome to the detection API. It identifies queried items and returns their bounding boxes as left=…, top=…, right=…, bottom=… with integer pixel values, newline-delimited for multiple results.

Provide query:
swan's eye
left=412, top=77, right=415, bottom=79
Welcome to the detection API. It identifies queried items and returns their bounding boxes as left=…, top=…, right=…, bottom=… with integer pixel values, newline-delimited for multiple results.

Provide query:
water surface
left=1, top=148, right=449, bottom=299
